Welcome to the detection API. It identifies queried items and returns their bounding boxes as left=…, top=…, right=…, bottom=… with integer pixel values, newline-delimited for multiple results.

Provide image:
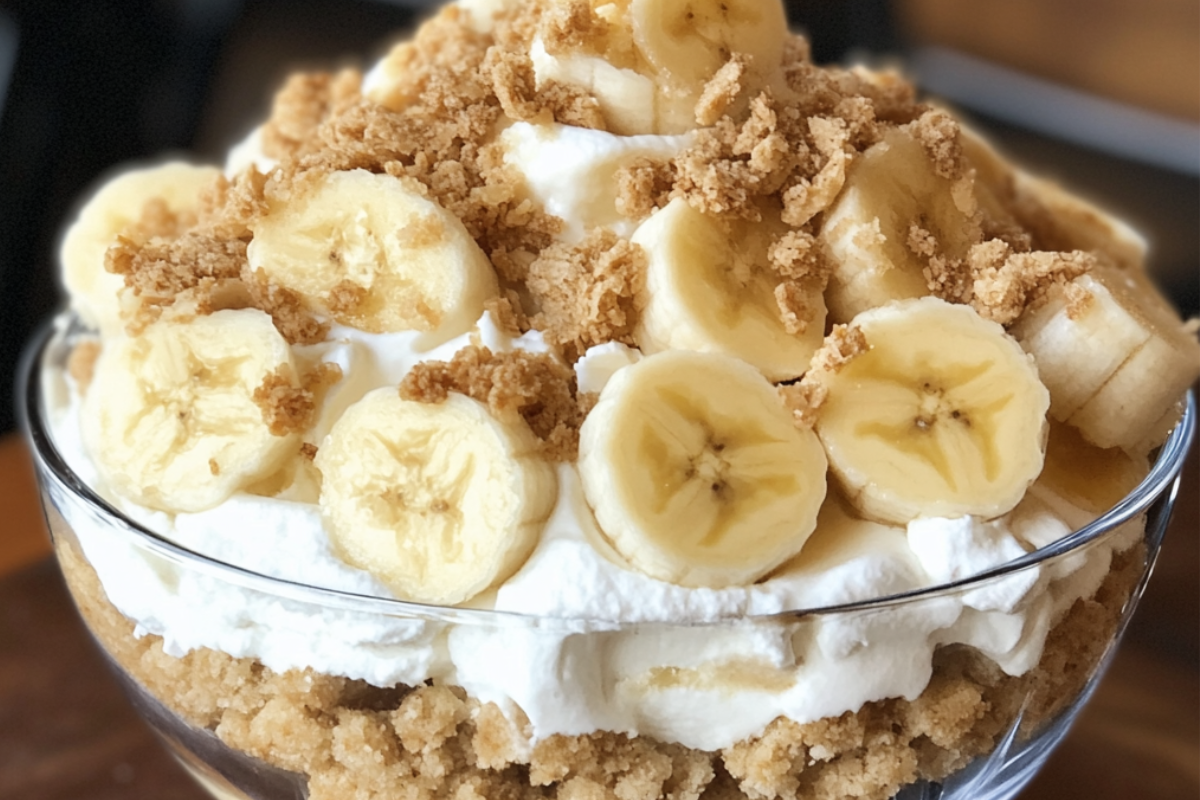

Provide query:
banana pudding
left=32, top=0, right=1200, bottom=798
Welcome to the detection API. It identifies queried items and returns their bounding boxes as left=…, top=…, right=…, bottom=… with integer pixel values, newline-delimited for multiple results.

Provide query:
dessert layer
left=54, top=520, right=1145, bottom=800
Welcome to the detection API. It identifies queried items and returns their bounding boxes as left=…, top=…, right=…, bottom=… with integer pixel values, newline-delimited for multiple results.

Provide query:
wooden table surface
left=0, top=430, right=1196, bottom=799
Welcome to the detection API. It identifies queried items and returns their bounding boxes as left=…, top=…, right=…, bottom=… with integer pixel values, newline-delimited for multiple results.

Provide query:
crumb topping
left=252, top=362, right=343, bottom=437
left=778, top=382, right=825, bottom=430
left=399, top=345, right=586, bottom=461
left=970, top=245, right=1095, bottom=325
left=525, top=229, right=646, bottom=361
left=908, top=109, right=964, bottom=181
left=695, top=54, right=749, bottom=127
left=807, top=324, right=869, bottom=376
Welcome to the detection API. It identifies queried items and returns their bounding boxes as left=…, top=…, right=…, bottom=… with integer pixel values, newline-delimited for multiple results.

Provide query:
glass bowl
left=19, top=312, right=1196, bottom=800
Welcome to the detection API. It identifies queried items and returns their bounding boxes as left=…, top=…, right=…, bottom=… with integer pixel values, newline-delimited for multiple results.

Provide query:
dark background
left=0, top=0, right=1196, bottom=434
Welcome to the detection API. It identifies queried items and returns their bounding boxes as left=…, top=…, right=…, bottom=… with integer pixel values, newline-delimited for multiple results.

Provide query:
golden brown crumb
left=615, top=158, right=675, bottom=220
left=484, top=291, right=531, bottom=337
left=67, top=339, right=101, bottom=395
left=970, top=244, right=1095, bottom=325
left=807, top=323, right=869, bottom=375
left=695, top=55, right=749, bottom=127
left=1063, top=281, right=1096, bottom=321
left=253, top=368, right=317, bottom=437
left=300, top=442, right=319, bottom=462
left=768, top=231, right=831, bottom=283
left=399, top=345, right=584, bottom=461
left=777, top=382, right=825, bottom=429
left=526, top=229, right=646, bottom=361
left=261, top=69, right=364, bottom=161
left=106, top=233, right=244, bottom=310
left=197, top=168, right=269, bottom=241
left=908, top=108, right=964, bottom=181
left=208, top=459, right=221, bottom=476
left=538, top=0, right=606, bottom=55
left=914, top=225, right=973, bottom=306
left=243, top=268, right=329, bottom=346
left=482, top=46, right=544, bottom=123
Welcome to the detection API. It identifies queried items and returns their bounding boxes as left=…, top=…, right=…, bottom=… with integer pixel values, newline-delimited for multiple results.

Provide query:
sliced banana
left=529, top=37, right=660, bottom=136
left=808, top=297, right=1049, bottom=524
left=81, top=309, right=301, bottom=513
left=820, top=128, right=981, bottom=323
left=959, top=124, right=1148, bottom=272
left=1010, top=260, right=1200, bottom=452
left=60, top=162, right=221, bottom=336
left=632, top=197, right=826, bottom=382
left=247, top=169, right=499, bottom=346
left=315, top=389, right=557, bottom=605
left=1030, top=420, right=1148, bottom=519
left=630, top=0, right=786, bottom=92
left=577, top=350, right=828, bottom=588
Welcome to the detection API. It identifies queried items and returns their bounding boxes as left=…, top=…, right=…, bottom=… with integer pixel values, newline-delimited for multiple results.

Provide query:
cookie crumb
left=526, top=229, right=646, bottom=362
left=300, top=443, right=319, bottom=462
left=808, top=323, right=869, bottom=375
left=908, top=108, right=963, bottom=181
left=778, top=382, right=825, bottom=429
left=695, top=54, right=748, bottom=126
left=971, top=246, right=1095, bottom=325
left=253, top=367, right=321, bottom=436
left=399, top=345, right=585, bottom=460
left=483, top=291, right=530, bottom=336
left=209, top=459, right=221, bottom=476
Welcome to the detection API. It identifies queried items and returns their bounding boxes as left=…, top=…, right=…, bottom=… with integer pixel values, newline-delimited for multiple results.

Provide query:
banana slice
left=529, top=37, right=660, bottom=136
left=60, top=162, right=221, bottom=336
left=632, top=197, right=827, bottom=382
left=808, top=297, right=1049, bottom=524
left=247, top=169, right=499, bottom=346
left=820, top=128, right=981, bottom=323
left=577, top=350, right=828, bottom=588
left=315, top=389, right=557, bottom=605
left=1031, top=420, right=1148, bottom=519
left=81, top=309, right=302, bottom=513
left=630, top=0, right=786, bottom=91
left=959, top=124, right=1148, bottom=272
left=1010, top=260, right=1200, bottom=452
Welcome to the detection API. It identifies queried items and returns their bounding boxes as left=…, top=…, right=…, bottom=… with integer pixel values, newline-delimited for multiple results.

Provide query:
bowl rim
left=18, top=311, right=1198, bottom=626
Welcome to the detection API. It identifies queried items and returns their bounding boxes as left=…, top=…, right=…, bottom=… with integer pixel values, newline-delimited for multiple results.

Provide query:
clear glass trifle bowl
left=19, top=310, right=1197, bottom=800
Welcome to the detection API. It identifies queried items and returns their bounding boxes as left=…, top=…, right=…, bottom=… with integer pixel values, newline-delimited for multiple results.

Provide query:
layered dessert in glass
left=21, top=0, right=1200, bottom=797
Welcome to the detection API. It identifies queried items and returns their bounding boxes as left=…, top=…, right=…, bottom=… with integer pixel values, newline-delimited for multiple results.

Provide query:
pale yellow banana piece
left=808, top=297, right=1049, bottom=524
left=529, top=37, right=660, bottom=136
left=820, top=128, right=981, bottom=323
left=632, top=197, right=826, bottom=382
left=577, top=350, right=828, bottom=588
left=60, top=162, right=221, bottom=336
left=1010, top=260, right=1200, bottom=452
left=959, top=124, right=1148, bottom=272
left=1031, top=420, right=1148, bottom=518
left=81, top=309, right=301, bottom=513
left=315, top=390, right=557, bottom=605
left=630, top=0, right=785, bottom=92
left=247, top=169, right=499, bottom=346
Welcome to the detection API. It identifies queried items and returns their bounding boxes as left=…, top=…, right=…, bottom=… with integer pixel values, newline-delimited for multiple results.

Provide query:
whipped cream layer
left=45, top=312, right=1138, bottom=752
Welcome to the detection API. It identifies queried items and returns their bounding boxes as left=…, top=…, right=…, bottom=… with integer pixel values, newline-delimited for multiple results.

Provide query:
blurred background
left=0, top=0, right=1196, bottom=436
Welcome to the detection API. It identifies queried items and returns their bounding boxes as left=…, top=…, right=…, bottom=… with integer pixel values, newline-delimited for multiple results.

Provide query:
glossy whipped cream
left=46, top=309, right=1134, bottom=751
